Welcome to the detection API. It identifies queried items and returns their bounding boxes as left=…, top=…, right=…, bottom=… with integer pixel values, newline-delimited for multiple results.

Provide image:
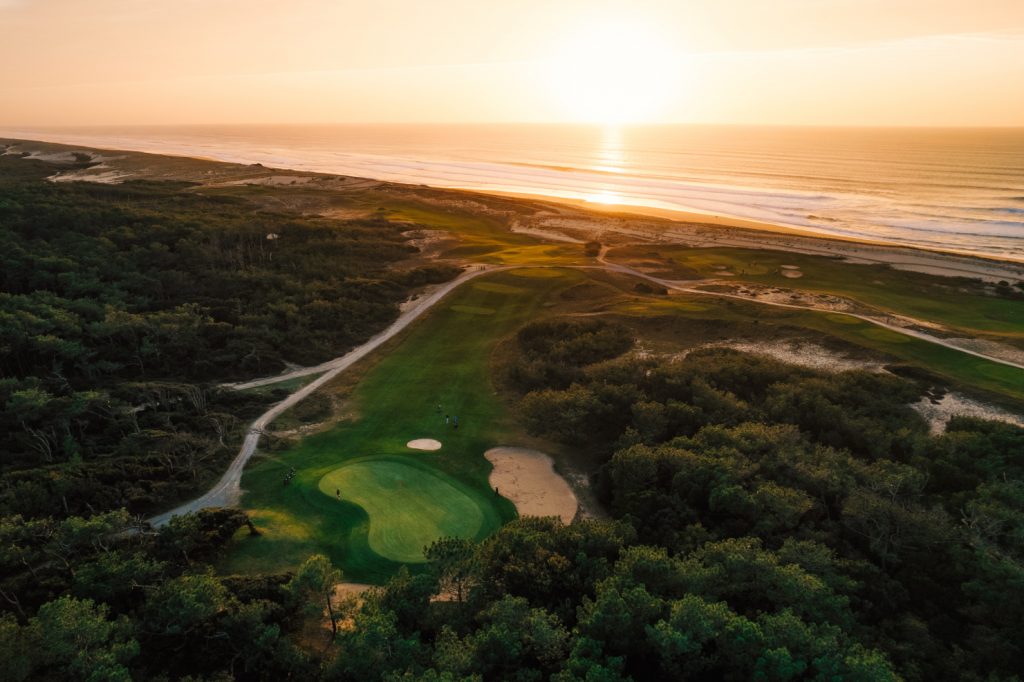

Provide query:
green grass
left=383, top=203, right=585, bottom=267
left=318, top=457, right=491, bottom=563
left=612, top=245, right=1024, bottom=342
left=219, top=269, right=583, bottom=582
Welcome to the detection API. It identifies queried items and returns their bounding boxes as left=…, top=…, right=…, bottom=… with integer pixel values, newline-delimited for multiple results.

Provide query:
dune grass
left=609, top=293, right=1024, bottom=404
left=219, top=269, right=582, bottom=582
left=383, top=203, right=585, bottom=267
left=611, top=245, right=1024, bottom=342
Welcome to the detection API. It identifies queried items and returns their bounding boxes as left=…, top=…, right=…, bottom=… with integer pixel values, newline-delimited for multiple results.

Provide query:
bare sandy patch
left=697, top=340, right=888, bottom=373
left=485, top=447, right=577, bottom=524
left=25, top=150, right=83, bottom=163
left=407, top=438, right=442, bottom=451
left=912, top=393, right=1024, bottom=435
left=697, top=282, right=855, bottom=312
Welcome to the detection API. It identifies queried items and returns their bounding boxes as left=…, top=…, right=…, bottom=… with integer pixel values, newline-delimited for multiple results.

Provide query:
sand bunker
left=780, top=265, right=804, bottom=278
left=407, top=438, right=442, bottom=451
left=485, top=447, right=577, bottom=524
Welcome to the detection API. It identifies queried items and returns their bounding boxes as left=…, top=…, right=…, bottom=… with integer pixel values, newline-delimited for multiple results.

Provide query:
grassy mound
left=318, top=458, right=486, bottom=563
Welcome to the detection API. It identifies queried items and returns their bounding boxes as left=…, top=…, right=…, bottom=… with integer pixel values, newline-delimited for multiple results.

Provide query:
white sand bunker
left=485, top=447, right=577, bottom=524
left=780, top=265, right=804, bottom=278
left=407, top=438, right=442, bottom=451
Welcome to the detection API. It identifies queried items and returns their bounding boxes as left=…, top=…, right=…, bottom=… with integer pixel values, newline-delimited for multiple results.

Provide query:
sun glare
left=585, top=190, right=623, bottom=205
left=547, top=21, right=678, bottom=124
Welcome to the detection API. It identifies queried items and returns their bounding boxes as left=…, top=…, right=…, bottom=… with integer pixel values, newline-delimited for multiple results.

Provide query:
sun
left=547, top=21, right=678, bottom=125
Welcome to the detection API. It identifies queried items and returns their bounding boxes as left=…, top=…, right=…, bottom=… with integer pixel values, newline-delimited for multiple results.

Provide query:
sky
left=1, top=0, right=1023, bottom=127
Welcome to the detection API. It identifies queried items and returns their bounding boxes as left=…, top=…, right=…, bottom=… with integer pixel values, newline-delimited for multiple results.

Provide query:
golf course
left=219, top=268, right=586, bottom=581
left=208, top=203, right=1024, bottom=583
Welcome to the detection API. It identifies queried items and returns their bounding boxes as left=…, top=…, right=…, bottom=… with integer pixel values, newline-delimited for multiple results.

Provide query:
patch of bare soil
left=698, top=282, right=857, bottom=312
left=912, top=392, right=1024, bottom=435
left=698, top=340, right=888, bottom=373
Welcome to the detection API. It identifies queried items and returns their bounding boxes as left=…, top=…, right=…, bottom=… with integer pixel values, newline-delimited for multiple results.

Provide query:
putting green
left=319, top=459, right=486, bottom=563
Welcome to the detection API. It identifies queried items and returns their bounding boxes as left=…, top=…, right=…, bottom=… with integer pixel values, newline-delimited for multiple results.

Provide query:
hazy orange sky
left=1, top=0, right=1023, bottom=126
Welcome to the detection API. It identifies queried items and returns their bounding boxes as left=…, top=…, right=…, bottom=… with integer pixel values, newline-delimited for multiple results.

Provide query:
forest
left=2, top=154, right=1023, bottom=681
left=0, top=154, right=457, bottom=518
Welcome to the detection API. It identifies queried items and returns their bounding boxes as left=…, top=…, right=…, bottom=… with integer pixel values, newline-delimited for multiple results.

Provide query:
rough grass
left=383, top=203, right=584, bottom=267
left=611, top=245, right=1024, bottom=342
left=608, top=293, right=1024, bottom=404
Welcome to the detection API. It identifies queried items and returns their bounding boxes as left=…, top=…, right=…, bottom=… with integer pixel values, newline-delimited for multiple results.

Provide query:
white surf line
left=597, top=256, right=1024, bottom=372
left=148, top=264, right=502, bottom=526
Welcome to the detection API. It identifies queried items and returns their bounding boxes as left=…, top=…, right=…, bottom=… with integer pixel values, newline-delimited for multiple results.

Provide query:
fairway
left=318, top=459, right=485, bottom=563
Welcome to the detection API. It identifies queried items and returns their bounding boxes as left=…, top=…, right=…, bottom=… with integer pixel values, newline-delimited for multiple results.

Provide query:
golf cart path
left=149, top=258, right=1024, bottom=527
left=148, top=264, right=502, bottom=526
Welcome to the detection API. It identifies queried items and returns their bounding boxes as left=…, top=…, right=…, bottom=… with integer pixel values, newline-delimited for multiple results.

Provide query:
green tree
left=286, top=554, right=343, bottom=637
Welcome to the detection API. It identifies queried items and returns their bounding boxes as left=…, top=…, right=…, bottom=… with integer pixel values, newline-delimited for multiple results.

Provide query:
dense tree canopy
left=0, top=155, right=457, bottom=518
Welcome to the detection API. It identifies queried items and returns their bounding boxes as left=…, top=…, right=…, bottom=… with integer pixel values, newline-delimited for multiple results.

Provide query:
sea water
left=3, top=124, right=1023, bottom=261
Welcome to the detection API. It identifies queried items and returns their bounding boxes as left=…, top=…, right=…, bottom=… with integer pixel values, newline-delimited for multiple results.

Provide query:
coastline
left=3, top=134, right=1024, bottom=284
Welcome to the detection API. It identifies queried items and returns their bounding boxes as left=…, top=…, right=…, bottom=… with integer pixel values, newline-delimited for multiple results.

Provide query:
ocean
left=3, top=124, right=1023, bottom=261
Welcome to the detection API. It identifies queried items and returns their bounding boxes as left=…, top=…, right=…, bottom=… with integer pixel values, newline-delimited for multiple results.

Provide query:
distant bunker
left=407, top=438, right=442, bottom=451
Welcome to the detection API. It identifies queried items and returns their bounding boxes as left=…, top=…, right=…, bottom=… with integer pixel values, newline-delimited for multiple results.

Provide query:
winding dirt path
left=149, top=257, right=1024, bottom=527
left=148, top=264, right=500, bottom=526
